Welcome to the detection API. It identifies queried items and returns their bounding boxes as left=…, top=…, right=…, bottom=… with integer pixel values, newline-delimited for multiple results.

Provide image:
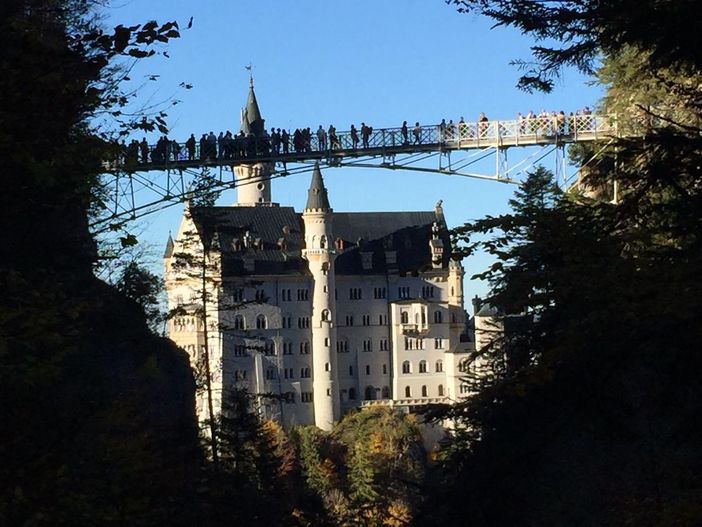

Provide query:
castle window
left=256, top=314, right=267, bottom=329
left=373, top=287, right=387, bottom=299
left=365, top=386, right=376, bottom=400
left=382, top=364, right=387, bottom=374
left=349, top=287, right=362, bottom=300
left=234, top=369, right=247, bottom=381
left=300, top=367, right=311, bottom=378
left=296, top=289, right=309, bottom=301
left=300, top=341, right=310, bottom=354
left=434, top=310, right=442, bottom=324
left=298, top=316, right=310, bottom=329
left=287, top=391, right=296, bottom=403
left=419, top=360, right=427, bottom=373
left=381, top=386, right=390, bottom=399
left=435, top=360, right=443, bottom=373
left=362, top=314, right=370, bottom=326
left=438, top=384, right=444, bottom=396
left=320, top=235, right=327, bottom=248
left=321, top=309, right=330, bottom=322
left=234, top=344, right=247, bottom=357
left=362, top=339, right=372, bottom=352
left=234, top=315, right=246, bottom=330
left=379, top=339, right=389, bottom=351
left=282, top=315, right=291, bottom=328
left=421, top=311, right=426, bottom=324
left=284, top=368, right=294, bottom=379
left=378, top=314, right=388, bottom=325
left=421, top=385, right=428, bottom=397
left=324, top=337, right=330, bottom=347
left=460, top=383, right=471, bottom=395
left=435, top=337, right=444, bottom=349
left=281, top=288, right=292, bottom=302
left=322, top=262, right=329, bottom=276
left=459, top=358, right=470, bottom=373
left=405, top=386, right=411, bottom=398
left=325, top=362, right=330, bottom=372
left=265, top=367, right=276, bottom=380
left=349, top=365, right=353, bottom=376
left=365, top=365, right=371, bottom=375
left=348, top=387, right=356, bottom=400
left=283, top=341, right=293, bottom=355
left=398, top=286, right=410, bottom=299
left=301, top=392, right=313, bottom=403
left=255, top=289, right=266, bottom=302
left=400, top=311, right=409, bottom=324
left=402, top=361, right=411, bottom=374
left=345, top=315, right=354, bottom=326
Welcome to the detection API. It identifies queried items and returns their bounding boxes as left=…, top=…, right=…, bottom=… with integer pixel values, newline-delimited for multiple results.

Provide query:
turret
left=233, top=77, right=274, bottom=206
left=301, top=164, right=339, bottom=430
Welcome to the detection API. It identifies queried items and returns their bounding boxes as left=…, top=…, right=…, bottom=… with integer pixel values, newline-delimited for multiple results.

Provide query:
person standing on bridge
left=317, top=125, right=327, bottom=151
left=478, top=112, right=489, bottom=136
left=401, top=121, right=409, bottom=145
left=328, top=125, right=338, bottom=150
left=438, top=119, right=447, bottom=142
left=458, top=117, right=467, bottom=139
left=185, top=134, right=196, bottom=161
left=281, top=129, right=289, bottom=154
left=351, top=124, right=359, bottom=149
left=361, top=122, right=372, bottom=148
left=413, top=122, right=421, bottom=144
left=140, top=137, right=149, bottom=163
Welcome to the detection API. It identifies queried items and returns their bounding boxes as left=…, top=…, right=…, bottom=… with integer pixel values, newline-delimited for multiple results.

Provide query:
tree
left=0, top=2, right=200, bottom=525
left=115, top=259, right=165, bottom=333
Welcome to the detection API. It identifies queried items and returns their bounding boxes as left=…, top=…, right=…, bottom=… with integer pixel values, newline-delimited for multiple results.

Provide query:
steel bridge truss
left=93, top=114, right=617, bottom=232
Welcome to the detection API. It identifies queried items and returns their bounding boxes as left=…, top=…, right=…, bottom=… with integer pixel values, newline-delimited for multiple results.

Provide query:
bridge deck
left=107, top=114, right=617, bottom=173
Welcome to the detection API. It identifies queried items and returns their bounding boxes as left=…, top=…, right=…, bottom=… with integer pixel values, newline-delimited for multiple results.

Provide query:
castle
left=164, top=83, right=485, bottom=430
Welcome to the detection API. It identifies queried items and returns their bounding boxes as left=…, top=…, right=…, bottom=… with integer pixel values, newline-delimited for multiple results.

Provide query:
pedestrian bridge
left=106, top=114, right=617, bottom=173
left=95, top=113, right=618, bottom=231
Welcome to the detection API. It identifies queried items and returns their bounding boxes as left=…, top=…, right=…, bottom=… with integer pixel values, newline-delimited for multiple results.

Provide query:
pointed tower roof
left=305, top=163, right=331, bottom=211
left=164, top=233, right=174, bottom=258
left=240, top=78, right=265, bottom=136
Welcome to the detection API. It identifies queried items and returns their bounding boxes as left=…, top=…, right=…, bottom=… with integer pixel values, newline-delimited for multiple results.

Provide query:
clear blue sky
left=101, top=0, right=602, bottom=308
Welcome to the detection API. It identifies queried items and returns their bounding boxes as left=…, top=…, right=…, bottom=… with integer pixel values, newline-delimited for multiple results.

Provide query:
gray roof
left=476, top=303, right=499, bottom=317
left=240, top=82, right=265, bottom=136
left=164, top=233, right=174, bottom=258
left=186, top=206, right=450, bottom=276
left=305, top=164, right=331, bottom=211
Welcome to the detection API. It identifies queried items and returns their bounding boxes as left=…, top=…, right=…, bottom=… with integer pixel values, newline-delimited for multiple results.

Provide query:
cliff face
left=1, top=264, right=201, bottom=525
left=0, top=4, right=201, bottom=520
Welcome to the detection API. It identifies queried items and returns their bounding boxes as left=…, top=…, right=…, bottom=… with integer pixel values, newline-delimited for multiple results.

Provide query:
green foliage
left=447, top=0, right=702, bottom=93
left=115, top=260, right=165, bottom=333
left=291, top=408, right=426, bottom=526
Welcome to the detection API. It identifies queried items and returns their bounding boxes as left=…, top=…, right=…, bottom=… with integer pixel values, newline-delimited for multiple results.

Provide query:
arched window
left=419, top=360, right=427, bottom=373
left=381, top=386, right=390, bottom=399
left=435, top=360, right=443, bottom=373
left=365, top=386, right=376, bottom=400
left=234, top=314, right=245, bottom=330
left=438, top=384, right=444, bottom=396
left=405, top=386, right=411, bottom=398
left=459, top=358, right=470, bottom=373
left=321, top=309, right=330, bottom=322
left=402, top=361, right=411, bottom=374
left=421, top=311, right=426, bottom=324
left=401, top=311, right=409, bottom=324
left=421, top=385, right=428, bottom=397
left=348, top=387, right=356, bottom=400
left=434, top=310, right=442, bottom=324
left=324, top=362, right=330, bottom=372
left=320, top=235, right=327, bottom=248
left=256, top=314, right=267, bottom=329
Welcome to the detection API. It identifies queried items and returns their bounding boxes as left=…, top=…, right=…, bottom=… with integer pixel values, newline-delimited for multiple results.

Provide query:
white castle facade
left=164, top=84, right=485, bottom=430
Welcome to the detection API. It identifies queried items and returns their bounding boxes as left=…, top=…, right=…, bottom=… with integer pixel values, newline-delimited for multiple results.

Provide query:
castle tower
left=233, top=78, right=274, bottom=205
left=301, top=164, right=340, bottom=430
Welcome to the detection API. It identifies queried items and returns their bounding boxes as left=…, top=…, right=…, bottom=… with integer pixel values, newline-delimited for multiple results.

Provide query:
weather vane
left=245, top=62, right=254, bottom=87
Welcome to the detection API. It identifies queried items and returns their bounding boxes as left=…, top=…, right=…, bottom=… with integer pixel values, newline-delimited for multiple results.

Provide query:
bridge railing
left=105, top=114, right=617, bottom=171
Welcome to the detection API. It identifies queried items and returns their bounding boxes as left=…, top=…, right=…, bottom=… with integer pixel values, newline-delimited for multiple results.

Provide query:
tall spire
left=305, top=163, right=331, bottom=211
left=240, top=72, right=264, bottom=136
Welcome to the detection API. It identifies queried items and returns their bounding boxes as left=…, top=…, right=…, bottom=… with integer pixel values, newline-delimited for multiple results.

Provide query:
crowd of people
left=113, top=108, right=599, bottom=166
